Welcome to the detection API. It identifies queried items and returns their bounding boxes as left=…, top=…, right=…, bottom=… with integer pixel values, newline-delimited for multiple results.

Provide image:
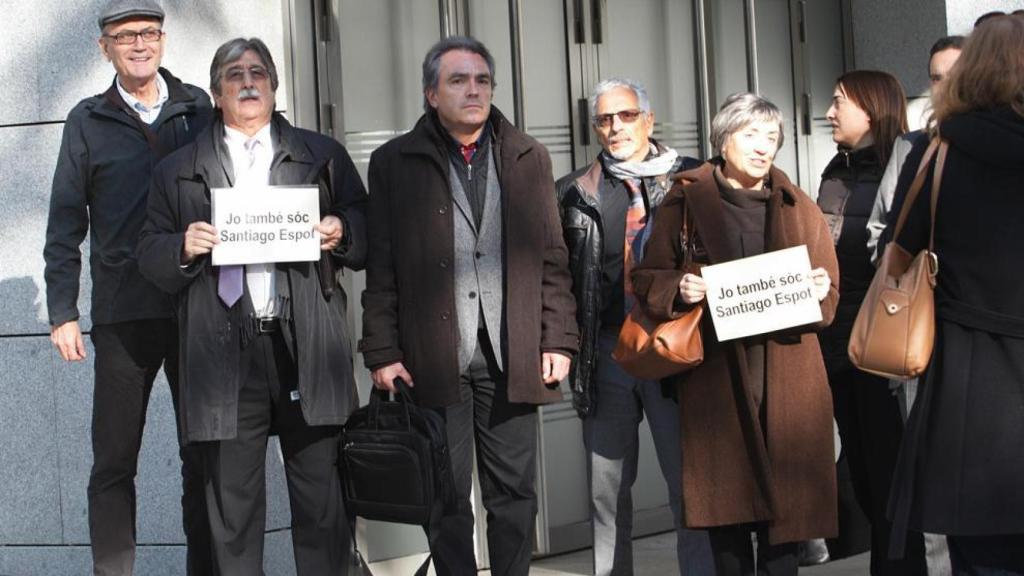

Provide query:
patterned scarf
left=604, top=144, right=680, bottom=314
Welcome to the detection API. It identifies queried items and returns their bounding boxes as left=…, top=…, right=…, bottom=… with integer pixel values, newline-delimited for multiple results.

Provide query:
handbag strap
left=890, top=137, right=946, bottom=249
left=678, top=197, right=694, bottom=270
left=928, top=141, right=949, bottom=252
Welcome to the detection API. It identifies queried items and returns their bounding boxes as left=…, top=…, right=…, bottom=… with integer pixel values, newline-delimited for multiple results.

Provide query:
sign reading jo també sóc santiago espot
left=211, top=186, right=320, bottom=266
left=700, top=245, right=822, bottom=341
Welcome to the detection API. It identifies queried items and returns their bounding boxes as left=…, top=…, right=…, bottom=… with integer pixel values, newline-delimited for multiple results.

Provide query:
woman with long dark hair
left=887, top=15, right=1024, bottom=575
left=816, top=70, right=924, bottom=575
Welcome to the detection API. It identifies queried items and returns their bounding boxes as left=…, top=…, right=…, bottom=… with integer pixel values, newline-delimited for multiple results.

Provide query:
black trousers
left=707, top=524, right=798, bottom=576
left=197, top=329, right=349, bottom=576
left=948, top=534, right=1024, bottom=575
left=830, top=366, right=926, bottom=575
left=89, top=319, right=211, bottom=576
left=427, top=333, right=539, bottom=576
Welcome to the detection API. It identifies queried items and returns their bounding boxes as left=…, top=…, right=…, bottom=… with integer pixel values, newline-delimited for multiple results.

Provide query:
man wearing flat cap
left=43, top=1, right=213, bottom=574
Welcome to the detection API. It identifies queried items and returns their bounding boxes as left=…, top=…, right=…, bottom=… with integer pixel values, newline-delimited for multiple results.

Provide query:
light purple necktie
left=217, top=138, right=260, bottom=307
left=218, top=265, right=243, bottom=307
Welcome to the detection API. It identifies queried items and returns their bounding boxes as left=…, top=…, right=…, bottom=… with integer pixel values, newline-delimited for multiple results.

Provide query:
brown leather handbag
left=613, top=202, right=704, bottom=380
left=848, top=138, right=947, bottom=379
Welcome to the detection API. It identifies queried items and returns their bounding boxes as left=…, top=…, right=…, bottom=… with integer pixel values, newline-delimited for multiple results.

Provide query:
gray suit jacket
left=451, top=150, right=505, bottom=373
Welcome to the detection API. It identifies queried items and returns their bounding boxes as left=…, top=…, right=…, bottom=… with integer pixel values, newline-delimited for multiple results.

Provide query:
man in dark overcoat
left=136, top=37, right=366, bottom=575
left=359, top=36, right=579, bottom=575
left=43, top=1, right=213, bottom=573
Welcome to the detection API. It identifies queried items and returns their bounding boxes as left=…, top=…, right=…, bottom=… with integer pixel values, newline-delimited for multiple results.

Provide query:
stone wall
left=850, top=0, right=1024, bottom=99
left=0, top=2, right=297, bottom=574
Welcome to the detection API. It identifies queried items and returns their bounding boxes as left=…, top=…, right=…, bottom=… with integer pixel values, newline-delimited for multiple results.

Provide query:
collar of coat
left=670, top=157, right=805, bottom=266
left=820, top=143, right=882, bottom=182
left=573, top=138, right=679, bottom=204
left=399, top=106, right=533, bottom=177
left=95, top=67, right=198, bottom=126
left=174, top=112, right=318, bottom=189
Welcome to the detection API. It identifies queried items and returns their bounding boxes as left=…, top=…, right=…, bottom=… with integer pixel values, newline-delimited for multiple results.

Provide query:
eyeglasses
left=592, top=109, right=644, bottom=128
left=103, top=28, right=163, bottom=45
left=223, top=65, right=270, bottom=84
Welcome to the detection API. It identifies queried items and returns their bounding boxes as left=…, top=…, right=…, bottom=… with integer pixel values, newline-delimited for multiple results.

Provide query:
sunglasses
left=592, top=109, right=644, bottom=128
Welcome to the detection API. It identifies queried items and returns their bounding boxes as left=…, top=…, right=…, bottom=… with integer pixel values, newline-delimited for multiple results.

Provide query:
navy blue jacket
left=44, top=68, right=213, bottom=326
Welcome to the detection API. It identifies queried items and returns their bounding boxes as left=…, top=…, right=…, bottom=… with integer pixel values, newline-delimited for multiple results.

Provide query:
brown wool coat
left=632, top=161, right=840, bottom=544
left=360, top=108, right=579, bottom=408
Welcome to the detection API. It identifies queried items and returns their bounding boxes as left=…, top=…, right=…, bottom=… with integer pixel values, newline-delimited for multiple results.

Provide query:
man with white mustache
left=555, top=78, right=713, bottom=575
left=136, top=37, right=367, bottom=575
left=43, top=1, right=214, bottom=573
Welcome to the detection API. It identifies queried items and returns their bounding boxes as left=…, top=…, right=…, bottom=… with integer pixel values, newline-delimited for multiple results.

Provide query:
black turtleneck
left=714, top=165, right=771, bottom=414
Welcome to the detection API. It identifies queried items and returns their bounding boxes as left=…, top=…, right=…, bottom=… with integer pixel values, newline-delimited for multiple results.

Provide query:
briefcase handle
left=366, top=377, right=418, bottom=430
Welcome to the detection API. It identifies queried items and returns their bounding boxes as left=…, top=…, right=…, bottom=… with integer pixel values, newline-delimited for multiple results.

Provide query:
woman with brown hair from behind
left=885, top=14, right=1024, bottom=575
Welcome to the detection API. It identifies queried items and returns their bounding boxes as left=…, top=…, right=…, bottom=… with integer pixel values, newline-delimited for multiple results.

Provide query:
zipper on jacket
left=467, top=162, right=473, bottom=181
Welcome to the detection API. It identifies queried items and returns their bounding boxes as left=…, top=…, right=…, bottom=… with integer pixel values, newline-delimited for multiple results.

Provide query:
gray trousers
left=897, top=378, right=951, bottom=576
left=582, top=332, right=713, bottom=576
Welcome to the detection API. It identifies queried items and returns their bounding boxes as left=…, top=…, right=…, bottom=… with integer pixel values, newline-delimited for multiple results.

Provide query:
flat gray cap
left=98, top=0, right=165, bottom=31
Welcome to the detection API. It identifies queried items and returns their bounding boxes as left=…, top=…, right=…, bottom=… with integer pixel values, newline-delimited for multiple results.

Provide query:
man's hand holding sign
left=181, top=186, right=342, bottom=266
left=683, top=245, right=831, bottom=341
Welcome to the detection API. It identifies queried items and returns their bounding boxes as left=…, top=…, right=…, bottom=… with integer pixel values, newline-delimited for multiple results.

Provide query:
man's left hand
left=541, top=352, right=571, bottom=385
left=316, top=215, right=344, bottom=251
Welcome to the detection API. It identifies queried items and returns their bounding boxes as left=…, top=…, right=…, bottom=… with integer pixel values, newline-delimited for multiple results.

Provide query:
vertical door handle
left=798, top=0, right=807, bottom=43
left=322, top=103, right=336, bottom=138
left=591, top=0, right=603, bottom=44
left=320, top=0, right=332, bottom=42
left=802, top=93, right=812, bottom=135
left=577, top=98, right=591, bottom=146
left=574, top=0, right=586, bottom=43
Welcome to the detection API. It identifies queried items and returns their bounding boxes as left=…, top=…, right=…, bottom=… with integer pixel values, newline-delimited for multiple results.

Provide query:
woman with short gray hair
left=631, top=93, right=840, bottom=575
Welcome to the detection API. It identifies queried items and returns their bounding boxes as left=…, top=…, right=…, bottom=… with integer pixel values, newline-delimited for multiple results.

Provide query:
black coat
left=816, top=145, right=884, bottom=370
left=360, top=108, right=579, bottom=408
left=886, top=107, right=1024, bottom=542
left=44, top=68, right=213, bottom=326
left=555, top=150, right=699, bottom=417
left=137, top=113, right=367, bottom=442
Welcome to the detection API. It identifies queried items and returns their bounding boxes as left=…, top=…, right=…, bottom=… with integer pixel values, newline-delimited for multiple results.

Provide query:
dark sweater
left=714, top=167, right=770, bottom=412
left=438, top=115, right=491, bottom=228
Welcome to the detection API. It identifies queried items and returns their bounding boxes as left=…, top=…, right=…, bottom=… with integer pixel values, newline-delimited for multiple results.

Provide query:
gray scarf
left=602, top=143, right=680, bottom=181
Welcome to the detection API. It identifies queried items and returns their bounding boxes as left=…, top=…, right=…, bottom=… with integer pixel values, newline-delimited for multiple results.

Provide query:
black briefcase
left=340, top=378, right=455, bottom=526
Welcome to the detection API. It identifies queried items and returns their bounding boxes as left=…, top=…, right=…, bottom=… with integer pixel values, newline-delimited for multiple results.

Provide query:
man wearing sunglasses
left=555, top=78, right=711, bottom=575
left=43, top=1, right=213, bottom=574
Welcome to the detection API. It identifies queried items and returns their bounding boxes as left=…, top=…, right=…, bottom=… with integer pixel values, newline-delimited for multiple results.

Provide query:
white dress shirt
left=223, top=123, right=278, bottom=317
left=117, top=73, right=168, bottom=125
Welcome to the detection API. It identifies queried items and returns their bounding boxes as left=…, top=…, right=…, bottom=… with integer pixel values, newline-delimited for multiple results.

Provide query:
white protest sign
left=701, top=245, right=822, bottom=341
left=211, top=186, right=320, bottom=266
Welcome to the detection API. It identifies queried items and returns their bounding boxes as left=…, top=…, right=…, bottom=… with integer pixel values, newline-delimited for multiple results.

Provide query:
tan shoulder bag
left=613, top=201, right=704, bottom=380
left=848, top=138, right=948, bottom=379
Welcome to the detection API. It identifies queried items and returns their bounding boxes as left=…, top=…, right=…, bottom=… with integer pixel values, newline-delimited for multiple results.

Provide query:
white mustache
left=238, top=88, right=261, bottom=101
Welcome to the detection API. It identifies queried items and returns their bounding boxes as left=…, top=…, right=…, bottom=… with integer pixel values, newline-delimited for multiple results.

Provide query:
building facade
left=1, top=1, right=1018, bottom=574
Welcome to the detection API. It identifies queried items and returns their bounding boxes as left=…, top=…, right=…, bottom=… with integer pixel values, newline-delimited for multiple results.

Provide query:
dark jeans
left=583, top=332, right=714, bottom=575
left=948, top=534, right=1024, bottom=576
left=427, top=333, right=539, bottom=576
left=707, top=524, right=798, bottom=576
left=830, top=365, right=927, bottom=575
left=89, top=319, right=211, bottom=576
left=198, top=330, right=349, bottom=576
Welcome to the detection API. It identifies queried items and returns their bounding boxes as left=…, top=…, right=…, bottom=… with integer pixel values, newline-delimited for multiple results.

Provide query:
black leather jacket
left=555, top=150, right=699, bottom=417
